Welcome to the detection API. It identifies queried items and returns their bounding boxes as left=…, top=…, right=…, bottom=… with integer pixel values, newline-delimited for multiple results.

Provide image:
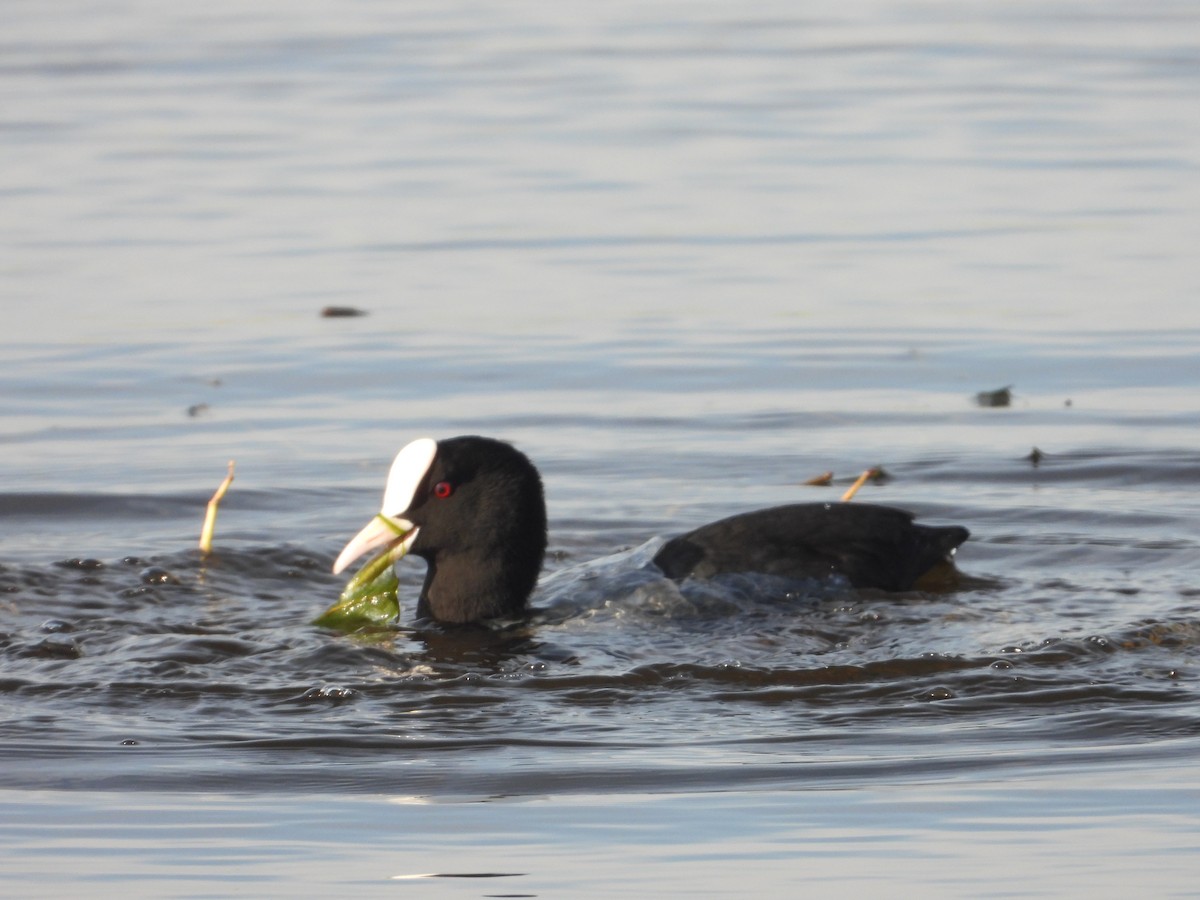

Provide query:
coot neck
left=414, top=542, right=542, bottom=624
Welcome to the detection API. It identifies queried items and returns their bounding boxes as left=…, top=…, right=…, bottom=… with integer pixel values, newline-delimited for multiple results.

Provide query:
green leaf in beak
left=314, top=544, right=402, bottom=632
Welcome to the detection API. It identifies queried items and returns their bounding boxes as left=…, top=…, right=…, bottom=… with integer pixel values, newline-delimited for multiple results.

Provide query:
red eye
left=433, top=481, right=454, bottom=499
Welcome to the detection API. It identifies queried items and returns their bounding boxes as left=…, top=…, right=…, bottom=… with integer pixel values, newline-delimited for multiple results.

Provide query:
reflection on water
left=2, top=0, right=1200, bottom=895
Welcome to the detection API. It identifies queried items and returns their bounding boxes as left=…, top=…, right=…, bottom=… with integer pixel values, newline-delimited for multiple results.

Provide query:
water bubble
left=1087, top=635, right=1113, bottom=651
left=139, top=566, right=181, bottom=586
left=298, top=685, right=355, bottom=703
left=919, top=686, right=955, bottom=701
left=57, top=558, right=104, bottom=570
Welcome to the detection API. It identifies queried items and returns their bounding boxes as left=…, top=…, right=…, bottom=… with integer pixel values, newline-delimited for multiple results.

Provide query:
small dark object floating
left=975, top=385, right=1012, bottom=407
left=320, top=306, right=368, bottom=318
left=331, top=435, right=970, bottom=625
left=1027, top=447, right=1044, bottom=467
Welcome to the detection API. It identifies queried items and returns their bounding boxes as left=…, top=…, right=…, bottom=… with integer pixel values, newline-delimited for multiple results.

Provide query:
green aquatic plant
left=313, top=543, right=402, bottom=630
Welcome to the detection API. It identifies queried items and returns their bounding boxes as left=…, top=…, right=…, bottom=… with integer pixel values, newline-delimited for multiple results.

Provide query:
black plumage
left=653, top=503, right=968, bottom=591
left=403, top=436, right=547, bottom=624
left=334, top=435, right=969, bottom=624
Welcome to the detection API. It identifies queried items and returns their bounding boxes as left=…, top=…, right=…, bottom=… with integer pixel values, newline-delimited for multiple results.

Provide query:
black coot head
left=405, top=436, right=547, bottom=565
left=333, top=435, right=547, bottom=624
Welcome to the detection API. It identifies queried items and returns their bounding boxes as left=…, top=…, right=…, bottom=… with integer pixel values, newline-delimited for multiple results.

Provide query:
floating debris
left=1027, top=447, right=1044, bottom=467
left=803, top=471, right=834, bottom=486
left=187, top=403, right=210, bottom=418
left=320, top=306, right=367, bottom=318
left=975, top=385, right=1013, bottom=407
left=199, top=460, right=235, bottom=555
left=841, top=466, right=886, bottom=502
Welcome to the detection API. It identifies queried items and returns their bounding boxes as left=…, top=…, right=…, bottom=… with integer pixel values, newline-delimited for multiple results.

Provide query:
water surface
left=2, top=0, right=1199, bottom=896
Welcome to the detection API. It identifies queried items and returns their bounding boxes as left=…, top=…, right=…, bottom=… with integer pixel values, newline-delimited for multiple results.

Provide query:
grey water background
left=3, top=1, right=1200, bottom=896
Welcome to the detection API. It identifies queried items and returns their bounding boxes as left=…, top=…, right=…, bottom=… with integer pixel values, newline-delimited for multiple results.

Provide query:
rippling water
left=3, top=0, right=1200, bottom=896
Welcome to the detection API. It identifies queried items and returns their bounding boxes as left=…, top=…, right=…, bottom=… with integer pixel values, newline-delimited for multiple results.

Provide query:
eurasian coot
left=333, top=435, right=969, bottom=624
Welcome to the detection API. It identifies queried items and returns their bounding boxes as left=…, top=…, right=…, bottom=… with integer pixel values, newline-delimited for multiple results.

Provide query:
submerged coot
left=333, top=435, right=969, bottom=624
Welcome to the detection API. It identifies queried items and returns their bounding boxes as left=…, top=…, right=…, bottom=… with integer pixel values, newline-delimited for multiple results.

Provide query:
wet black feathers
left=398, top=436, right=969, bottom=623
left=653, top=503, right=969, bottom=592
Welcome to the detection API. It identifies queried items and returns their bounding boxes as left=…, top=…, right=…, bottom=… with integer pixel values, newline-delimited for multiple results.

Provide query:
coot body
left=333, top=436, right=969, bottom=624
left=653, top=502, right=968, bottom=591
